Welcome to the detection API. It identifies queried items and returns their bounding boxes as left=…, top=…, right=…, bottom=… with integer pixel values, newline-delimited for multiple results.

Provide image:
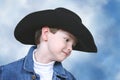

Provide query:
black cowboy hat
left=14, top=7, right=97, bottom=53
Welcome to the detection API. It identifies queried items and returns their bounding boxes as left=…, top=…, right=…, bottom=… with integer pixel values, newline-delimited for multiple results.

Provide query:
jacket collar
left=23, top=46, right=67, bottom=78
left=53, top=62, right=68, bottom=78
left=23, top=46, right=36, bottom=72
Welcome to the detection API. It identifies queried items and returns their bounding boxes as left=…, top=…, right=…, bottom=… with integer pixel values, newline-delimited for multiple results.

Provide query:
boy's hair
left=35, top=27, right=59, bottom=45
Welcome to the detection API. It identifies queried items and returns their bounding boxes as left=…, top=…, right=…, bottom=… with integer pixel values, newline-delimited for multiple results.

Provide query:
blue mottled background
left=0, top=0, right=120, bottom=80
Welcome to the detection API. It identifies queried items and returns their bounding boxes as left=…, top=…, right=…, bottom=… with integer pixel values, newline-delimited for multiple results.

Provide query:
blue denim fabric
left=0, top=46, right=76, bottom=80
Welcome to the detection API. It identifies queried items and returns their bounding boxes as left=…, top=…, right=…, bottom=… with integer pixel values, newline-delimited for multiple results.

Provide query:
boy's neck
left=34, top=44, right=54, bottom=64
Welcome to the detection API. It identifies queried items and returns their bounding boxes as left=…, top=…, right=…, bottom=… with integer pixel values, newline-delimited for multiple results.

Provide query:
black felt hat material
left=14, top=7, right=97, bottom=52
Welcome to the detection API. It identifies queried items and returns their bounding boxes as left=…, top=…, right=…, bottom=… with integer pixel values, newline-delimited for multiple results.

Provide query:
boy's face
left=46, top=28, right=77, bottom=62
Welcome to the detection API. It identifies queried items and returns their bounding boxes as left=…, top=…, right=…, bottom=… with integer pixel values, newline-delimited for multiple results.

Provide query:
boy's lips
left=62, top=51, right=70, bottom=56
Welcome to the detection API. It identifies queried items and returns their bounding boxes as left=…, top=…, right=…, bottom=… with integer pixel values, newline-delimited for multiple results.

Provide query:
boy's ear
left=41, top=26, right=50, bottom=41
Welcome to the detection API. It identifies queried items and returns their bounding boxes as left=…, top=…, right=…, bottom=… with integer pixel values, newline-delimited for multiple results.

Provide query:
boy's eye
left=64, top=38, right=69, bottom=42
left=66, top=39, right=69, bottom=42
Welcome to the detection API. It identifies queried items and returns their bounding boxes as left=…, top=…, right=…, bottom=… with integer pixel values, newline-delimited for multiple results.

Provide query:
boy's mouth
left=62, top=51, right=70, bottom=56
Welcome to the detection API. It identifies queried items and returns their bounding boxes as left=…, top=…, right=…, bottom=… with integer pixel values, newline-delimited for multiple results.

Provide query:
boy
left=0, top=7, right=97, bottom=80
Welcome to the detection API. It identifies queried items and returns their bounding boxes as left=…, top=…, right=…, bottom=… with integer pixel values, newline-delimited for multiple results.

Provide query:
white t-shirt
left=33, top=51, right=55, bottom=80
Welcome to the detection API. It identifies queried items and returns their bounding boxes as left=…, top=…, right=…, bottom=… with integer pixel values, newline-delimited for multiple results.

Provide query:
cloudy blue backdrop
left=0, top=0, right=120, bottom=80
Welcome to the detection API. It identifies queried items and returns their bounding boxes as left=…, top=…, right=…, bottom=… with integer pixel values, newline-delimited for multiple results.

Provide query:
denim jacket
left=0, top=46, right=76, bottom=80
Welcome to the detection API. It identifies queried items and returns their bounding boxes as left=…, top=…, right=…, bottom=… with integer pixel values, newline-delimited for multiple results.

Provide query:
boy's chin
left=56, top=58, right=66, bottom=62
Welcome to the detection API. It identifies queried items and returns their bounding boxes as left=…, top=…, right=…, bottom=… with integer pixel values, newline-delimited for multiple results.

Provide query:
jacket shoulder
left=2, top=58, right=24, bottom=69
left=0, top=58, right=25, bottom=76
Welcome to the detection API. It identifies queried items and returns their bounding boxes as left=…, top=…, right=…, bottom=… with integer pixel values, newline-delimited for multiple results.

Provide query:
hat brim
left=14, top=8, right=97, bottom=53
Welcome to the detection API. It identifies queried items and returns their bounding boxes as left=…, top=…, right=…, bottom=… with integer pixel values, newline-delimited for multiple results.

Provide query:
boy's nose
left=67, top=44, right=72, bottom=53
